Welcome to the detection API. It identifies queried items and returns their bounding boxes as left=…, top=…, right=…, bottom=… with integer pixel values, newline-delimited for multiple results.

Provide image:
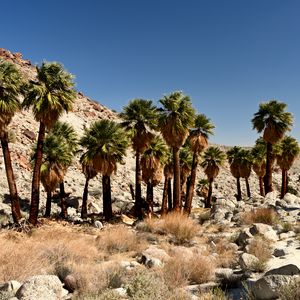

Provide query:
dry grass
left=277, top=279, right=300, bottom=300
left=247, top=236, right=272, bottom=272
left=95, top=225, right=146, bottom=254
left=242, top=208, right=278, bottom=225
left=214, top=239, right=238, bottom=268
left=137, top=212, right=201, bottom=244
left=162, top=252, right=215, bottom=289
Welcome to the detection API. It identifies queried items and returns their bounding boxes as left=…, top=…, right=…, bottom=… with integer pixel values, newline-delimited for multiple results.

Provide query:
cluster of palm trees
left=1, top=58, right=299, bottom=226
left=227, top=100, right=299, bottom=200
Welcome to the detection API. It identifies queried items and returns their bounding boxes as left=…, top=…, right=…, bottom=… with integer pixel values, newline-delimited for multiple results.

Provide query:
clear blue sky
left=2, top=0, right=300, bottom=146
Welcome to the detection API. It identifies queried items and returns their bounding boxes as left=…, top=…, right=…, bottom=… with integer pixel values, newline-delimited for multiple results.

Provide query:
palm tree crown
left=80, top=119, right=129, bottom=176
left=276, top=136, right=300, bottom=171
left=120, top=99, right=158, bottom=152
left=189, top=114, right=214, bottom=153
left=0, top=59, right=23, bottom=131
left=251, top=100, right=293, bottom=144
left=23, top=62, right=76, bottom=128
left=201, top=146, right=226, bottom=178
left=159, top=91, right=195, bottom=147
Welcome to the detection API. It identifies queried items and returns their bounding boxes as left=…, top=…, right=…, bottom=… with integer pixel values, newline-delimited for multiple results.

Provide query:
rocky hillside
left=0, top=48, right=299, bottom=219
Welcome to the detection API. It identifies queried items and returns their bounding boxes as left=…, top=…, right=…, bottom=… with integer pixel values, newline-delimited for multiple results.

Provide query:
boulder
left=249, top=223, right=278, bottom=242
left=273, top=248, right=286, bottom=257
left=265, top=264, right=300, bottom=276
left=16, top=275, right=68, bottom=300
left=63, top=275, right=77, bottom=292
left=252, top=275, right=291, bottom=300
left=236, top=228, right=253, bottom=247
left=239, top=253, right=259, bottom=271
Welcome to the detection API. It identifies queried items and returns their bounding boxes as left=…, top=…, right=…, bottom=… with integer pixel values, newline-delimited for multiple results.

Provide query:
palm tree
left=141, top=136, right=167, bottom=216
left=251, top=138, right=267, bottom=196
left=184, top=114, right=214, bottom=214
left=161, top=152, right=173, bottom=216
left=200, top=146, right=225, bottom=208
left=238, top=149, right=253, bottom=198
left=159, top=91, right=195, bottom=211
left=80, top=120, right=129, bottom=221
left=252, top=100, right=293, bottom=195
left=275, top=136, right=300, bottom=198
left=23, top=62, right=76, bottom=225
left=227, top=146, right=242, bottom=201
left=80, top=153, right=97, bottom=219
left=39, top=134, right=72, bottom=217
left=51, top=121, right=78, bottom=218
left=120, top=99, right=158, bottom=219
left=0, top=59, right=24, bottom=223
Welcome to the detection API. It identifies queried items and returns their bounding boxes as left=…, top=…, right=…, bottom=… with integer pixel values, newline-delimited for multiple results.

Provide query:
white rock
left=239, top=253, right=259, bottom=271
left=16, top=275, right=66, bottom=300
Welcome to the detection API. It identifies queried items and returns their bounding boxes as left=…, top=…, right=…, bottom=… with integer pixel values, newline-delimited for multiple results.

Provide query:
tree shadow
left=3, top=194, right=31, bottom=212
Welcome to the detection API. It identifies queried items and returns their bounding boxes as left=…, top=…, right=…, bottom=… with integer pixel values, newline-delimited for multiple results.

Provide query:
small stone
left=273, top=248, right=286, bottom=257
left=94, top=220, right=103, bottom=229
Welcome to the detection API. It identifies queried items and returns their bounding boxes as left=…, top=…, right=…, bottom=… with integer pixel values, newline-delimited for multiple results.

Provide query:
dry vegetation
left=241, top=208, right=278, bottom=225
left=247, top=236, right=272, bottom=272
left=137, top=212, right=201, bottom=244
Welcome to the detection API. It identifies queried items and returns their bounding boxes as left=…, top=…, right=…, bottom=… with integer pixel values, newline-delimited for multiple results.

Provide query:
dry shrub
left=126, top=270, right=170, bottom=300
left=242, top=208, right=278, bottom=225
left=247, top=236, right=272, bottom=272
left=277, top=279, right=300, bottom=300
left=162, top=252, right=215, bottom=289
left=138, top=213, right=200, bottom=244
left=197, top=288, right=227, bottom=300
left=0, top=226, right=100, bottom=282
left=95, top=226, right=145, bottom=254
left=214, top=239, right=238, bottom=268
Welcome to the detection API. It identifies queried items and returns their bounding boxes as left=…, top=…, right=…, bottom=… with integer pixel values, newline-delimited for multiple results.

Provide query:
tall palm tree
left=251, top=138, right=267, bottom=196
left=184, top=114, right=214, bottom=214
left=252, top=100, right=293, bottom=195
left=23, top=62, right=76, bottom=225
left=51, top=121, right=78, bottom=218
left=227, top=146, right=242, bottom=201
left=200, top=146, right=225, bottom=208
left=80, top=120, right=129, bottom=221
left=275, top=136, right=300, bottom=198
left=159, top=91, right=195, bottom=211
left=120, top=99, right=158, bottom=219
left=161, top=152, right=173, bottom=216
left=141, top=136, right=167, bottom=216
left=38, top=134, right=72, bottom=217
left=0, top=59, right=24, bottom=223
left=238, top=149, right=253, bottom=198
left=80, top=153, right=97, bottom=219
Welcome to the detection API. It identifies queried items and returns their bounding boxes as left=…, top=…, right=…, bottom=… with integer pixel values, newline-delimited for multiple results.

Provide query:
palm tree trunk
left=60, top=181, right=66, bottom=197
left=1, top=132, right=21, bottom=223
left=184, top=152, right=198, bottom=215
left=102, top=175, right=112, bottom=221
left=29, top=121, right=46, bottom=225
left=167, top=178, right=172, bottom=211
left=44, top=191, right=52, bottom=217
left=259, top=176, right=265, bottom=196
left=264, top=142, right=273, bottom=194
left=236, top=177, right=242, bottom=201
left=205, top=178, right=213, bottom=208
left=134, top=151, right=143, bottom=219
left=280, top=169, right=287, bottom=199
left=60, top=194, right=68, bottom=219
left=245, top=177, right=251, bottom=197
left=173, top=147, right=181, bottom=212
left=81, top=177, right=89, bottom=219
left=161, top=176, right=168, bottom=216
left=146, top=182, right=153, bottom=217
